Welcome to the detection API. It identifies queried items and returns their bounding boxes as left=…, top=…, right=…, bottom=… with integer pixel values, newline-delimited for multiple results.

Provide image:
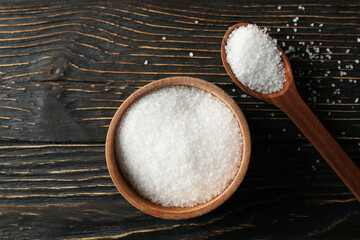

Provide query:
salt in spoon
left=221, top=23, right=360, bottom=201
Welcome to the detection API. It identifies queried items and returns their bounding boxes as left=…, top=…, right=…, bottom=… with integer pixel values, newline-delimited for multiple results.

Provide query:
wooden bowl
left=105, top=76, right=251, bottom=219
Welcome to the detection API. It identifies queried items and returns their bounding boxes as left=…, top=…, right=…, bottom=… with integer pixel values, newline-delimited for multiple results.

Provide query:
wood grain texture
left=0, top=0, right=359, bottom=239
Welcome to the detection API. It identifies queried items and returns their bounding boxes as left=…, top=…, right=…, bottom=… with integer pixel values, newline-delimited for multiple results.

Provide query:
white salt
left=225, top=24, right=285, bottom=94
left=115, top=86, right=243, bottom=207
left=162, top=36, right=166, bottom=40
left=189, top=52, right=194, bottom=57
left=194, top=20, right=199, bottom=24
left=144, top=60, right=148, bottom=65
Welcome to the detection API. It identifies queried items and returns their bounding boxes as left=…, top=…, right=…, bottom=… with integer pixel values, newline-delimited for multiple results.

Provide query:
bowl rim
left=105, top=76, right=251, bottom=219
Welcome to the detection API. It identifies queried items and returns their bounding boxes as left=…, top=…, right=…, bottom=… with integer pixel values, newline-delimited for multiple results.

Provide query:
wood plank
left=0, top=144, right=359, bottom=239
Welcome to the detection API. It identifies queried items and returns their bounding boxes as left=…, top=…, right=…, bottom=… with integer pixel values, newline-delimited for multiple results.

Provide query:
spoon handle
left=273, top=88, right=360, bottom=201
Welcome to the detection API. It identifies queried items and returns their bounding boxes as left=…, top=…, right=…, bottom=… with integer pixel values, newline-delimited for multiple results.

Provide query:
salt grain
left=162, top=36, right=166, bottom=40
left=194, top=20, right=199, bottom=24
left=189, top=52, right=194, bottom=57
left=225, top=24, right=285, bottom=94
left=144, top=60, right=148, bottom=65
left=115, top=86, right=243, bottom=207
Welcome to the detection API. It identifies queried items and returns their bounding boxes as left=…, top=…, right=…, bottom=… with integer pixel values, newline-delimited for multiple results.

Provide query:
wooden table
left=1, top=0, right=359, bottom=239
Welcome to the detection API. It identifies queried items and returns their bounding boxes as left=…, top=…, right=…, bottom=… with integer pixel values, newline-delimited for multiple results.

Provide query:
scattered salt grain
left=298, top=5, right=305, bottom=10
left=293, top=17, right=299, bottom=22
left=277, top=28, right=281, bottom=32
left=278, top=6, right=282, bottom=10
left=194, top=20, right=199, bottom=24
left=346, top=49, right=350, bottom=53
left=310, top=23, right=314, bottom=27
left=144, top=60, right=148, bottom=65
left=341, top=131, right=346, bottom=135
left=232, top=88, right=236, bottom=92
left=115, top=86, right=243, bottom=207
left=355, top=59, right=359, bottom=64
left=189, top=52, right=194, bottom=57
left=319, top=23, right=323, bottom=27
left=225, top=24, right=285, bottom=94
left=294, top=28, right=297, bottom=32
left=285, top=46, right=296, bottom=54
left=355, top=98, right=359, bottom=103
left=282, top=128, right=287, bottom=132
left=357, top=38, right=360, bottom=42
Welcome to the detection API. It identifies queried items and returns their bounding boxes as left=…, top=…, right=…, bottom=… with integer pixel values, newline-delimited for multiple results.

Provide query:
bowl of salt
left=106, top=76, right=251, bottom=219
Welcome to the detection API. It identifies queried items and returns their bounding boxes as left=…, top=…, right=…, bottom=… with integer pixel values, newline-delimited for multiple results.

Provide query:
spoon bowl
left=221, top=23, right=360, bottom=202
left=221, top=23, right=293, bottom=102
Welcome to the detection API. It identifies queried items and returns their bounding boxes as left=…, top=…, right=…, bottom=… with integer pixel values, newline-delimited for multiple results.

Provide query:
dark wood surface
left=0, top=0, right=359, bottom=239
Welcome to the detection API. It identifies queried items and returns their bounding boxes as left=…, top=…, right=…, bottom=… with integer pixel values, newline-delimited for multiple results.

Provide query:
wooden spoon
left=221, top=23, right=360, bottom=201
